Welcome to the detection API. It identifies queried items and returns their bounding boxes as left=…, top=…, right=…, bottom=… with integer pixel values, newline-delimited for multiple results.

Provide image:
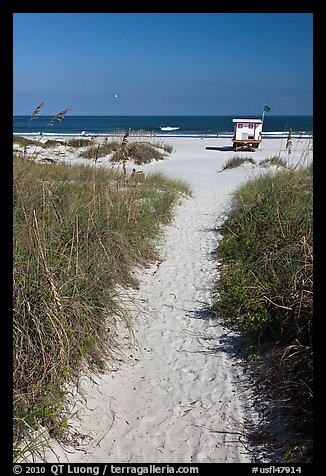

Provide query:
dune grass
left=13, top=155, right=191, bottom=459
left=259, top=156, right=287, bottom=168
left=110, top=140, right=171, bottom=165
left=13, top=129, right=174, bottom=170
left=212, top=165, right=313, bottom=462
left=220, top=156, right=256, bottom=171
left=78, top=138, right=121, bottom=160
left=220, top=155, right=288, bottom=172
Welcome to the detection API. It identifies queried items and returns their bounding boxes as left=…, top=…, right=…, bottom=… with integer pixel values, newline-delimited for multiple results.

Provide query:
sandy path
left=42, top=137, right=312, bottom=464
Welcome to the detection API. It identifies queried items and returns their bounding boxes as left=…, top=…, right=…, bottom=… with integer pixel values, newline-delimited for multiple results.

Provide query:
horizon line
left=13, top=113, right=313, bottom=117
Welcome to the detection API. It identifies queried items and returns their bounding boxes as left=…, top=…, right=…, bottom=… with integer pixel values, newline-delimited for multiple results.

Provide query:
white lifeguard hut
left=232, top=118, right=263, bottom=151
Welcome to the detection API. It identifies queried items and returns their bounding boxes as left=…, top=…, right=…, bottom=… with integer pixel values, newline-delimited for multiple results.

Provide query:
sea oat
left=48, top=108, right=71, bottom=127
left=26, top=101, right=45, bottom=132
left=286, top=129, right=292, bottom=154
left=120, top=129, right=131, bottom=177
left=31, top=101, right=45, bottom=119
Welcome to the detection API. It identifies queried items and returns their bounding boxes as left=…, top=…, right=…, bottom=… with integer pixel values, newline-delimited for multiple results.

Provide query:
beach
left=28, top=136, right=312, bottom=464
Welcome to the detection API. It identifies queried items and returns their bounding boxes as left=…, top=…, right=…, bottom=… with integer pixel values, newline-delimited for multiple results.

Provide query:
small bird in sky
left=114, top=94, right=118, bottom=98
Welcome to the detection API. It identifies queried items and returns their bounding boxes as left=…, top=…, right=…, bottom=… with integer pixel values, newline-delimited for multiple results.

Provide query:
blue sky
left=13, top=13, right=313, bottom=115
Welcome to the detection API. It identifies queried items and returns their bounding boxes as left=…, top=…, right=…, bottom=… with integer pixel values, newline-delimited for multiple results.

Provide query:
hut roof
left=232, top=119, right=263, bottom=124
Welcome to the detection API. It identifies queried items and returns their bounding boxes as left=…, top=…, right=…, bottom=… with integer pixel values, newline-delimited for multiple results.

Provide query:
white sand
left=35, top=136, right=312, bottom=464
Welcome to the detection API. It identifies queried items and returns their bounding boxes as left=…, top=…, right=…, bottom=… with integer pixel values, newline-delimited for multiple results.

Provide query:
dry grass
left=220, top=156, right=256, bottom=171
left=78, top=135, right=171, bottom=166
left=13, top=103, right=187, bottom=459
left=13, top=155, right=191, bottom=459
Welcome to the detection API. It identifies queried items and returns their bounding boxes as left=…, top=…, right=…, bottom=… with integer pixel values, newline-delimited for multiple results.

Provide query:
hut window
left=248, top=124, right=254, bottom=128
left=238, top=124, right=243, bottom=128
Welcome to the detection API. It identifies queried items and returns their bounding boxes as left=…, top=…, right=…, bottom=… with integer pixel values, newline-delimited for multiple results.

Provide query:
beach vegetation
left=14, top=103, right=174, bottom=169
left=259, top=156, right=287, bottom=168
left=13, top=133, right=173, bottom=169
left=13, top=155, right=191, bottom=460
left=150, top=140, right=174, bottom=154
left=13, top=136, right=66, bottom=152
left=78, top=138, right=121, bottom=160
left=43, top=139, right=63, bottom=148
left=220, top=156, right=255, bottom=171
left=111, top=140, right=170, bottom=165
left=13, top=136, right=41, bottom=148
left=77, top=135, right=171, bottom=166
left=26, top=101, right=45, bottom=132
left=212, top=165, right=313, bottom=462
left=14, top=103, right=71, bottom=160
left=66, top=138, right=92, bottom=148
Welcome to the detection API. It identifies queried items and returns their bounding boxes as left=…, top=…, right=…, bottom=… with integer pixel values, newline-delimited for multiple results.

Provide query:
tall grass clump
left=78, top=136, right=172, bottom=165
left=212, top=165, right=313, bottom=461
left=13, top=156, right=190, bottom=459
left=16, top=102, right=71, bottom=161
left=78, top=138, right=121, bottom=160
left=220, top=156, right=255, bottom=171
left=111, top=140, right=171, bottom=165
left=26, top=101, right=45, bottom=132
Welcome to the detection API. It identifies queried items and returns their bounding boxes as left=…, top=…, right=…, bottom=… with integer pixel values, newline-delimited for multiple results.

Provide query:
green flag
left=263, top=105, right=271, bottom=112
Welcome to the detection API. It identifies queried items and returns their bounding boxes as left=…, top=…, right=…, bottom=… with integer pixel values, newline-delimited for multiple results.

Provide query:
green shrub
left=214, top=166, right=312, bottom=342
left=212, top=165, right=313, bottom=461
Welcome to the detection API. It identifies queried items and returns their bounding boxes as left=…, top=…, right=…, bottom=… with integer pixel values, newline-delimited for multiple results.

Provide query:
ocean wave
left=13, top=131, right=313, bottom=140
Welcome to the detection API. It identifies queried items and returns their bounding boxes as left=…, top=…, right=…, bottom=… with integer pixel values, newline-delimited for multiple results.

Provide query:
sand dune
left=38, top=136, right=312, bottom=464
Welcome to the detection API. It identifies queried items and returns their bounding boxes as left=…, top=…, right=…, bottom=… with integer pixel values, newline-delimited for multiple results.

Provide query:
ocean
left=13, top=115, right=313, bottom=138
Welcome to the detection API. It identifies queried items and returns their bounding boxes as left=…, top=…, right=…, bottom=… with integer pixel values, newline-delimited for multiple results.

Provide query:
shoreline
left=13, top=131, right=313, bottom=139
left=13, top=114, right=314, bottom=139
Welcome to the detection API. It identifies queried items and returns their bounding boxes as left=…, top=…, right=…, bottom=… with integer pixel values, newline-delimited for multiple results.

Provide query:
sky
left=13, top=13, right=313, bottom=116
